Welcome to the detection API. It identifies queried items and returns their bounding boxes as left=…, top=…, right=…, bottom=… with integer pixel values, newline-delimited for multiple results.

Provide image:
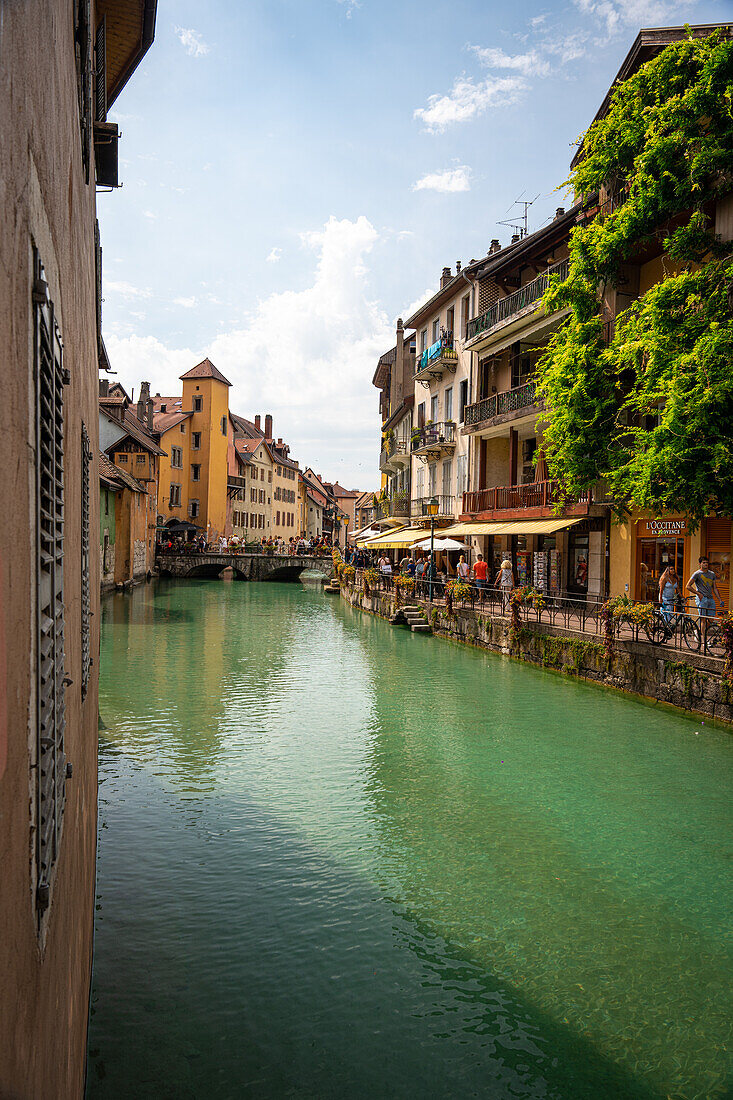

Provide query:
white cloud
left=142, top=210, right=156, bottom=221
left=266, top=247, right=282, bottom=263
left=573, top=0, right=699, bottom=34
left=337, top=0, right=361, bottom=16
left=471, top=46, right=552, bottom=78
left=105, top=216, right=393, bottom=485
left=106, top=280, right=153, bottom=300
left=402, top=287, right=438, bottom=324
left=173, top=296, right=197, bottom=309
left=412, top=166, right=471, bottom=194
left=175, top=26, right=210, bottom=57
left=414, top=75, right=526, bottom=132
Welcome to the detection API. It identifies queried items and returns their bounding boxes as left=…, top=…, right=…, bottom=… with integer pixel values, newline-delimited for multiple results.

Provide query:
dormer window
left=160, top=403, right=167, bottom=412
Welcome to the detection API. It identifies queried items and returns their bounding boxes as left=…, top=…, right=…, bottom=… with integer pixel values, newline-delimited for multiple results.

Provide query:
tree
left=537, top=30, right=733, bottom=526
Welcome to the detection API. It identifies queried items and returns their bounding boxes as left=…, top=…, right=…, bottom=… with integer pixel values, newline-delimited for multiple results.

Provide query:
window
left=192, top=463, right=200, bottom=481
left=461, top=294, right=470, bottom=335
left=118, top=453, right=128, bottom=462
left=432, top=319, right=439, bottom=342
left=242, top=514, right=248, bottom=528
left=428, top=463, right=437, bottom=496
left=81, top=425, right=92, bottom=699
left=193, top=396, right=202, bottom=412
left=260, top=468, right=264, bottom=481
left=268, top=470, right=272, bottom=482
left=459, top=379, right=469, bottom=422
left=259, top=515, right=264, bottom=529
left=420, top=329, right=427, bottom=352
left=444, top=386, right=453, bottom=422
left=277, top=466, right=281, bottom=476
left=221, top=416, right=227, bottom=435
left=33, top=249, right=67, bottom=917
left=456, top=453, right=468, bottom=498
left=276, top=511, right=280, bottom=524
left=430, top=395, right=438, bottom=422
left=192, top=432, right=201, bottom=449
left=417, top=401, right=425, bottom=428
left=446, top=307, right=454, bottom=338
left=75, top=0, right=92, bottom=181
left=189, top=500, right=199, bottom=518
left=170, top=484, right=181, bottom=507
left=180, top=423, right=185, bottom=433
left=136, top=453, right=145, bottom=464
left=160, top=403, right=167, bottom=413
left=259, top=490, right=265, bottom=504
left=171, top=446, right=183, bottom=469
left=251, top=513, right=256, bottom=528
left=250, top=488, right=256, bottom=503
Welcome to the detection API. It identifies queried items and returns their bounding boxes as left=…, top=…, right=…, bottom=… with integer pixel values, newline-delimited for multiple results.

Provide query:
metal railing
left=466, top=258, right=569, bottom=342
left=462, top=481, right=591, bottom=515
left=410, top=494, right=455, bottom=519
left=411, top=422, right=456, bottom=452
left=416, top=334, right=458, bottom=375
left=463, top=379, right=540, bottom=428
left=378, top=497, right=410, bottom=518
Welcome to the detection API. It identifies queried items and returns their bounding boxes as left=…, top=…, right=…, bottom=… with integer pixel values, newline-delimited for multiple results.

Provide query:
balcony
left=466, top=259, right=569, bottom=344
left=411, top=421, right=456, bottom=461
left=462, top=480, right=592, bottom=521
left=463, top=379, right=543, bottom=434
left=411, top=495, right=455, bottom=522
left=415, top=336, right=458, bottom=384
left=378, top=496, right=410, bottom=520
left=380, top=439, right=409, bottom=473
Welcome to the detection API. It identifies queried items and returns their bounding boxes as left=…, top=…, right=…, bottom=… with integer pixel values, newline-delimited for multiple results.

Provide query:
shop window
left=569, top=532, right=591, bottom=594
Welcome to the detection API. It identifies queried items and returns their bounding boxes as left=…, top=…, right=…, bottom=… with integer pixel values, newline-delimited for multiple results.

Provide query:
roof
left=230, top=412, right=262, bottom=438
left=381, top=395, right=414, bottom=433
left=153, top=410, right=191, bottom=434
left=372, top=331, right=415, bottom=387
left=100, top=393, right=127, bottom=407
left=180, top=357, right=232, bottom=386
left=98, top=0, right=157, bottom=109
left=330, top=483, right=359, bottom=498
left=353, top=491, right=376, bottom=509
left=153, top=395, right=183, bottom=412
left=472, top=200, right=587, bottom=282
left=100, top=404, right=166, bottom=455
left=571, top=24, right=732, bottom=169
left=404, top=259, right=484, bottom=330
left=235, top=437, right=266, bottom=457
left=99, top=452, right=146, bottom=493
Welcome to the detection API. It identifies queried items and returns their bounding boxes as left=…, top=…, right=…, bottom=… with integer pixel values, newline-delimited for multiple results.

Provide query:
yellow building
left=154, top=359, right=232, bottom=541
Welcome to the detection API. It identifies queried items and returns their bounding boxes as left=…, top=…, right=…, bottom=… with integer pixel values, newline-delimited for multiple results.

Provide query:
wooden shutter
left=33, top=250, right=67, bottom=915
left=94, top=219, right=102, bottom=353
left=81, top=424, right=92, bottom=698
left=94, top=17, right=107, bottom=122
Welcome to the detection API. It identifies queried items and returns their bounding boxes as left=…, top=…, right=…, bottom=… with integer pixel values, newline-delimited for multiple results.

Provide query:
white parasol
left=414, top=537, right=468, bottom=551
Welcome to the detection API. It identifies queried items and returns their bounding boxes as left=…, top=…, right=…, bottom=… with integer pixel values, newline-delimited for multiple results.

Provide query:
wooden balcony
left=411, top=495, right=455, bottom=522
left=462, top=481, right=592, bottom=521
left=411, top=421, right=456, bottom=461
left=463, top=379, right=543, bottom=434
left=465, top=259, right=569, bottom=345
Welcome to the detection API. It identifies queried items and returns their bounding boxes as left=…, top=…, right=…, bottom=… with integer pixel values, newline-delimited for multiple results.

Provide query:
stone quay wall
left=339, top=584, right=733, bottom=726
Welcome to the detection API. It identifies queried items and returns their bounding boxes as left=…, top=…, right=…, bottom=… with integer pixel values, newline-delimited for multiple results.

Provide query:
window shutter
left=94, top=17, right=107, bottom=122
left=33, top=250, right=67, bottom=916
left=94, top=219, right=102, bottom=353
left=75, top=0, right=93, bottom=182
left=81, top=424, right=91, bottom=698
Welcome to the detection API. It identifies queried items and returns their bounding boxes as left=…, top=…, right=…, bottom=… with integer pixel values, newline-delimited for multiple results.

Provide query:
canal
left=87, top=580, right=732, bottom=1099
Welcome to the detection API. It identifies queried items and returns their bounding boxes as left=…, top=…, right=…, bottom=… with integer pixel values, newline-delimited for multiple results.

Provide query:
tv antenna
left=498, top=192, right=540, bottom=239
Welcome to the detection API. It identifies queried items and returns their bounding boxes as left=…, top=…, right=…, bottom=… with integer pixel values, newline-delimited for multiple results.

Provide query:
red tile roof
left=180, top=358, right=232, bottom=386
left=154, top=410, right=192, bottom=434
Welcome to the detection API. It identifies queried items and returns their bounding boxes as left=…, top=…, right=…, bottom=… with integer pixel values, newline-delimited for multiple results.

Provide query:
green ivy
left=537, top=30, right=733, bottom=525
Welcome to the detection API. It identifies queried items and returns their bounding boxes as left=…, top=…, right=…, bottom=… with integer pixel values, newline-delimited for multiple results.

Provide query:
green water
left=87, top=580, right=732, bottom=1099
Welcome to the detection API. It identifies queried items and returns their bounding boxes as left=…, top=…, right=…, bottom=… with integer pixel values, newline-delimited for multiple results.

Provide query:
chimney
left=490, top=239, right=500, bottom=254
left=455, top=260, right=462, bottom=274
left=99, top=378, right=109, bottom=397
left=277, top=437, right=283, bottom=447
left=265, top=414, right=273, bottom=439
left=555, top=206, right=565, bottom=220
left=255, top=414, right=261, bottom=431
left=440, top=266, right=452, bottom=288
left=511, top=233, right=520, bottom=244
left=137, top=381, right=151, bottom=425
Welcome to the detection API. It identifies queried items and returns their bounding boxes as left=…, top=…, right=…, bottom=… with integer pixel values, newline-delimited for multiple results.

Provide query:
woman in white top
left=495, top=559, right=514, bottom=608
left=378, top=554, right=392, bottom=575
left=457, top=554, right=470, bottom=581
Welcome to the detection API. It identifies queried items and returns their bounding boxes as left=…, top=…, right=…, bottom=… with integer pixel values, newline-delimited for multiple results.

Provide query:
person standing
left=472, top=554, right=488, bottom=602
left=686, top=556, right=724, bottom=636
left=457, top=554, right=470, bottom=582
left=495, top=558, right=514, bottom=611
left=658, top=566, right=680, bottom=626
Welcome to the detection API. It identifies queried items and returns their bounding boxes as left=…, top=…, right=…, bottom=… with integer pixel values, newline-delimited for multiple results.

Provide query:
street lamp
left=344, top=515, right=349, bottom=555
left=427, top=496, right=439, bottom=602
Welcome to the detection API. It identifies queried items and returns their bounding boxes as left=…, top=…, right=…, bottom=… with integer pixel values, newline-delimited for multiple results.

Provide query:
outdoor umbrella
left=414, top=537, right=468, bottom=552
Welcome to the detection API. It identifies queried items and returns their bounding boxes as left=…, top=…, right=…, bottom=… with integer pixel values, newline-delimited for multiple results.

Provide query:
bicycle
left=644, top=599, right=701, bottom=652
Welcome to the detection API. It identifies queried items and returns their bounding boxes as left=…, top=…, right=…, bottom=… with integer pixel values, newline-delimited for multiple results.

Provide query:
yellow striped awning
left=364, top=527, right=427, bottom=550
left=443, top=518, right=583, bottom=537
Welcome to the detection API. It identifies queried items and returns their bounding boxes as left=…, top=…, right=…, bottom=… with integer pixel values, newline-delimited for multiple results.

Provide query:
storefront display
left=516, top=550, right=531, bottom=586
left=635, top=518, right=688, bottom=604
left=704, top=518, right=731, bottom=611
left=568, top=531, right=590, bottom=594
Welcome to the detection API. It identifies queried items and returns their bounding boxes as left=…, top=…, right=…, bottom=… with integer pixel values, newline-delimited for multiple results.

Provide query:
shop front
left=704, top=517, right=731, bottom=611
left=635, top=518, right=689, bottom=604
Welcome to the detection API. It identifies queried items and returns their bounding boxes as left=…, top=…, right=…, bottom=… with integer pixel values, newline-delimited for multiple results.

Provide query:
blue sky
left=101, top=0, right=727, bottom=487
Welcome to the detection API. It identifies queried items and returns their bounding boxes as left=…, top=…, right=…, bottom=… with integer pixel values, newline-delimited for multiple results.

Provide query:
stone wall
left=340, top=585, right=733, bottom=725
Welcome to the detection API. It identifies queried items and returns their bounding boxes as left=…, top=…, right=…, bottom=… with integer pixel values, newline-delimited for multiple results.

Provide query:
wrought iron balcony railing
left=466, top=258, right=569, bottom=343
left=415, top=335, right=458, bottom=379
left=410, top=421, right=456, bottom=454
left=411, top=494, right=455, bottom=520
left=463, top=379, right=541, bottom=429
left=378, top=496, right=410, bottom=519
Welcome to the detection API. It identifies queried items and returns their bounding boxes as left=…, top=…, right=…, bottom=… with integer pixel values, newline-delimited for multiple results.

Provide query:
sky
left=100, top=0, right=728, bottom=488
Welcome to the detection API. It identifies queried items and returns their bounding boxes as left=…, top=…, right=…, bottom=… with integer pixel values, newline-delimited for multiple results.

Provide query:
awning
left=443, top=518, right=583, bottom=537
left=364, top=527, right=427, bottom=550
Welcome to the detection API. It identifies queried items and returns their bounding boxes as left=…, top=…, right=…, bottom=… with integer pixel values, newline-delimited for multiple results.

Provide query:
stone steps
left=402, top=605, right=432, bottom=633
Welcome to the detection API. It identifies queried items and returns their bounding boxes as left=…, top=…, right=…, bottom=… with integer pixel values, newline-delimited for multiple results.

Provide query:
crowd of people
left=341, top=544, right=517, bottom=603
left=157, top=532, right=338, bottom=556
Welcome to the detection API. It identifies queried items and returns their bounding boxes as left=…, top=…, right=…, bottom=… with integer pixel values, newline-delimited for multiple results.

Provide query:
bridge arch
left=184, top=563, right=248, bottom=580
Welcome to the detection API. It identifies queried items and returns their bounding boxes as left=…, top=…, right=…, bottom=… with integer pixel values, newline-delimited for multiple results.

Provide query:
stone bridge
left=155, top=551, right=334, bottom=582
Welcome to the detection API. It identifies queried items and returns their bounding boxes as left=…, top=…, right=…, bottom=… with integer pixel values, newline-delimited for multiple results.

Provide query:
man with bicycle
left=686, top=557, right=725, bottom=638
